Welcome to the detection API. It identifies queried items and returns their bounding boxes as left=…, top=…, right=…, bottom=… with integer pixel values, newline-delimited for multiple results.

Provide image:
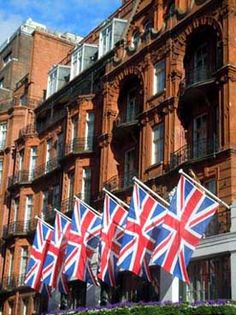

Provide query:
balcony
left=0, top=273, right=27, bottom=292
left=19, top=124, right=37, bottom=138
left=168, top=138, right=219, bottom=171
left=104, top=170, right=138, bottom=192
left=3, top=219, right=37, bottom=239
left=34, top=158, right=60, bottom=179
left=113, top=112, right=139, bottom=140
left=183, top=67, right=215, bottom=90
left=8, top=170, right=34, bottom=187
left=64, top=137, right=96, bottom=156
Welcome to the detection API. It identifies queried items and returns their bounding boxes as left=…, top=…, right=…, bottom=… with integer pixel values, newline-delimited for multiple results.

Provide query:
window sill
left=147, top=90, right=166, bottom=103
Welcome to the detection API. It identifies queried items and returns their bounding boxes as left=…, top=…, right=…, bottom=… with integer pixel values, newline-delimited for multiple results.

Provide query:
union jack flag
left=117, top=182, right=167, bottom=281
left=42, top=212, right=71, bottom=294
left=63, top=198, right=101, bottom=284
left=150, top=175, right=219, bottom=283
left=24, top=220, right=52, bottom=291
left=98, top=193, right=127, bottom=287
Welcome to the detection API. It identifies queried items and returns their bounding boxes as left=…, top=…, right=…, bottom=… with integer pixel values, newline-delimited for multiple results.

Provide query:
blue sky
left=0, top=0, right=121, bottom=45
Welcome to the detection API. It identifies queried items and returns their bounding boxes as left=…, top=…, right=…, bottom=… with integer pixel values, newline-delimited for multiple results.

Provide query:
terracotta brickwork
left=1, top=0, right=236, bottom=314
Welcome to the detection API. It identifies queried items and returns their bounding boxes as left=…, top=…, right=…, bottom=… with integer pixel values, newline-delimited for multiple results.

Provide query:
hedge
left=46, top=301, right=236, bottom=315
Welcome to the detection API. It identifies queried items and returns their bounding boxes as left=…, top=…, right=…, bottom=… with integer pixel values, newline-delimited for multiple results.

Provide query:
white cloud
left=0, top=13, right=23, bottom=46
left=0, top=0, right=121, bottom=46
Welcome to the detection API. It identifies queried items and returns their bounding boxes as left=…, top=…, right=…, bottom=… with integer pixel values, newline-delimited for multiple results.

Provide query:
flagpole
left=133, top=176, right=170, bottom=207
left=179, top=169, right=230, bottom=209
left=74, top=195, right=102, bottom=217
left=35, top=216, right=54, bottom=230
left=54, top=208, right=72, bottom=222
left=103, top=188, right=129, bottom=210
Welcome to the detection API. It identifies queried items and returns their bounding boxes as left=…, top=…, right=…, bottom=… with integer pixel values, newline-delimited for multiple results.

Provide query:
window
left=47, top=68, right=57, bottom=98
left=99, top=18, right=127, bottom=57
left=100, top=24, right=112, bottom=57
left=57, top=133, right=64, bottom=160
left=45, top=139, right=52, bottom=172
left=47, top=65, right=71, bottom=98
left=8, top=249, right=14, bottom=278
left=67, top=173, right=75, bottom=199
left=194, top=43, right=208, bottom=82
left=153, top=60, right=165, bottom=95
left=18, top=150, right=24, bottom=172
left=126, top=89, right=138, bottom=122
left=3, top=52, right=12, bottom=65
left=70, top=44, right=98, bottom=80
left=0, top=122, right=7, bottom=149
left=21, top=299, right=28, bottom=315
left=124, top=148, right=135, bottom=188
left=12, top=198, right=19, bottom=223
left=24, top=195, right=33, bottom=230
left=85, top=112, right=94, bottom=150
left=8, top=302, right=14, bottom=315
left=19, top=247, right=28, bottom=277
left=193, top=114, right=207, bottom=158
left=42, top=191, right=49, bottom=216
left=81, top=168, right=91, bottom=202
left=71, top=116, right=78, bottom=151
left=131, top=31, right=140, bottom=49
left=52, top=185, right=60, bottom=209
left=152, top=123, right=164, bottom=164
left=0, top=78, right=3, bottom=88
left=29, top=147, right=37, bottom=180
left=0, top=160, right=3, bottom=185
left=71, top=47, right=83, bottom=78
left=183, top=256, right=231, bottom=302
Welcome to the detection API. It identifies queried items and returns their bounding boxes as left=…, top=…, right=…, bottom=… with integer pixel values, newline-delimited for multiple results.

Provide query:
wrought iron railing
left=19, top=124, right=37, bottom=137
left=37, top=109, right=66, bottom=133
left=34, top=158, right=59, bottom=179
left=185, top=67, right=214, bottom=87
left=168, top=138, right=219, bottom=171
left=64, top=137, right=95, bottom=155
left=3, top=219, right=37, bottom=239
left=104, top=170, right=138, bottom=192
left=8, top=170, right=34, bottom=187
left=115, top=111, right=139, bottom=126
left=0, top=273, right=27, bottom=291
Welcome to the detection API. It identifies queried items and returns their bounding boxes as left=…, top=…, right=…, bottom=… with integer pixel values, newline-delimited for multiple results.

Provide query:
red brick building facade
left=1, top=0, right=236, bottom=314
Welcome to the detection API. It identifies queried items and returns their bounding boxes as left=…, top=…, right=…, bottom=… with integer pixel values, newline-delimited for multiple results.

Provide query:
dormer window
left=70, top=44, right=98, bottom=80
left=46, top=65, right=71, bottom=98
left=99, top=18, right=127, bottom=58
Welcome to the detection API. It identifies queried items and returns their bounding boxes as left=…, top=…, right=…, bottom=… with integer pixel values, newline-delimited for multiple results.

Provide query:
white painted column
left=230, top=251, right=236, bottom=300
left=230, top=201, right=236, bottom=233
left=160, top=269, right=179, bottom=302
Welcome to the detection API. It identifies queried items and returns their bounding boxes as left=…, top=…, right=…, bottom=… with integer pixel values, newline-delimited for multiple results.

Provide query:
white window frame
left=71, top=47, right=83, bottom=80
left=19, top=247, right=28, bottom=276
left=0, top=122, right=7, bottom=149
left=46, top=139, right=52, bottom=171
left=24, top=195, right=33, bottom=229
left=47, top=67, right=57, bottom=98
left=0, top=160, right=3, bottom=185
left=81, top=168, right=91, bottom=202
left=99, top=23, right=113, bottom=57
left=152, top=123, right=164, bottom=165
left=29, top=147, right=37, bottom=180
left=85, top=112, right=94, bottom=150
left=153, top=60, right=165, bottom=95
